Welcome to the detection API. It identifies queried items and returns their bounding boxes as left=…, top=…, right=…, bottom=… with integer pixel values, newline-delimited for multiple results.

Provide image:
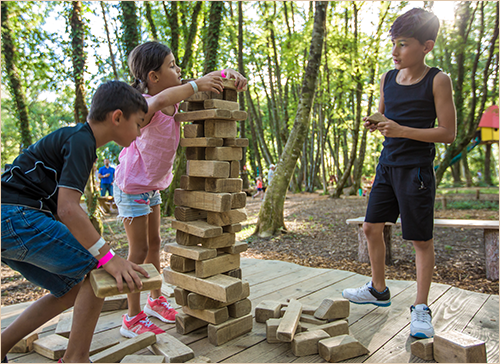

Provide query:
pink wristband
left=97, top=249, right=115, bottom=268
left=221, top=69, right=226, bottom=78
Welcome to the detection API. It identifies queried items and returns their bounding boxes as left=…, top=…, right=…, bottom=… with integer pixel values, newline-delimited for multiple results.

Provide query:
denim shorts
left=1, top=205, right=97, bottom=298
left=114, top=183, right=162, bottom=220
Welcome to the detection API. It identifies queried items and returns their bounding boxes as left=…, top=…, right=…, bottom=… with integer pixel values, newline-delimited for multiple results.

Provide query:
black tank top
left=379, top=67, right=440, bottom=167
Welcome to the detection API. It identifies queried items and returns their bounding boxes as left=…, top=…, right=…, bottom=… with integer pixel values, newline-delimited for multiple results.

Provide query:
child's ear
left=148, top=70, right=159, bottom=84
left=423, top=40, right=435, bottom=54
left=111, top=109, right=123, bottom=125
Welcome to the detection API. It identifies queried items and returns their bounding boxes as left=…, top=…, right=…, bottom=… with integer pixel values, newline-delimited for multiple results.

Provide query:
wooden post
left=484, top=229, right=499, bottom=281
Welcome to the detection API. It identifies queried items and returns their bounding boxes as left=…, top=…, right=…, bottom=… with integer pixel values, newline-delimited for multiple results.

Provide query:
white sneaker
left=342, top=282, right=391, bottom=306
left=410, top=304, right=434, bottom=338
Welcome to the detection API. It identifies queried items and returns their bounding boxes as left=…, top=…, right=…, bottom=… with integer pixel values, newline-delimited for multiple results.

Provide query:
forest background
left=1, top=1, right=498, bottom=235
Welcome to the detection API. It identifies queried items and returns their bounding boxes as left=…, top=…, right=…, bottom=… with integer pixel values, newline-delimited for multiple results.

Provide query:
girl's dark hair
left=128, top=41, right=172, bottom=93
left=390, top=8, right=440, bottom=44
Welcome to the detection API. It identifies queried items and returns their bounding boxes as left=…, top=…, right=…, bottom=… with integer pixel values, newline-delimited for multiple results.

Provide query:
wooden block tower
left=163, top=78, right=253, bottom=346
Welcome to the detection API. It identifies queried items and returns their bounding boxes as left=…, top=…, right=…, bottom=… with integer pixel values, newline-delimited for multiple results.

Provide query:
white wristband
left=189, top=80, right=198, bottom=94
left=89, top=237, right=106, bottom=257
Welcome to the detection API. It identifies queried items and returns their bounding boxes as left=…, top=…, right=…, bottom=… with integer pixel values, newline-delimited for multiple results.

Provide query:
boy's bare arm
left=364, top=73, right=387, bottom=132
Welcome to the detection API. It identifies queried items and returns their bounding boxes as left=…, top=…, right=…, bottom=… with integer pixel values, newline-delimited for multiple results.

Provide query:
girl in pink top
left=115, top=41, right=247, bottom=338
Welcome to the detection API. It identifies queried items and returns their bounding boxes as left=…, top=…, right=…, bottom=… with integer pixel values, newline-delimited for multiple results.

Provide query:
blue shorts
left=114, top=183, right=162, bottom=220
left=1, top=205, right=97, bottom=298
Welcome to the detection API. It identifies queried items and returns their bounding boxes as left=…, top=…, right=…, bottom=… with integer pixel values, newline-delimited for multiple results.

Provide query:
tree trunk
left=101, top=2, right=119, bottom=79
left=203, top=1, right=223, bottom=74
left=1, top=1, right=32, bottom=151
left=254, top=1, right=328, bottom=237
left=163, top=1, right=179, bottom=61
left=180, top=2, right=202, bottom=75
left=120, top=1, right=140, bottom=79
left=246, top=90, right=274, bottom=166
left=145, top=1, right=158, bottom=41
left=484, top=143, right=492, bottom=185
left=238, top=1, right=249, bottom=190
left=164, top=145, right=187, bottom=216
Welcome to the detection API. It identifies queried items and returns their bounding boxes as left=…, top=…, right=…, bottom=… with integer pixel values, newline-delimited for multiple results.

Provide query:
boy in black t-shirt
left=1, top=81, right=150, bottom=363
left=342, top=9, right=456, bottom=339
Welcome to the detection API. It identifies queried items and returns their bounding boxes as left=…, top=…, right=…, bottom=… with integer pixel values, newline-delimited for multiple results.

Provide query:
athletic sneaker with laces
left=342, top=281, right=391, bottom=306
left=120, top=310, right=165, bottom=338
left=144, top=294, right=178, bottom=323
left=410, top=304, right=434, bottom=338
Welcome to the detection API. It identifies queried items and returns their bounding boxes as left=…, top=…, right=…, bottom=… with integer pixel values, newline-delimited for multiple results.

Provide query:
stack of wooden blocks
left=163, top=78, right=253, bottom=346
left=256, top=298, right=369, bottom=362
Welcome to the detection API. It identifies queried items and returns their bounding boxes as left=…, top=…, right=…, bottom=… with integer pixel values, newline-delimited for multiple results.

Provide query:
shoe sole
left=342, top=293, right=391, bottom=307
left=144, top=306, right=175, bottom=323
left=411, top=332, right=433, bottom=339
left=120, top=326, right=139, bottom=338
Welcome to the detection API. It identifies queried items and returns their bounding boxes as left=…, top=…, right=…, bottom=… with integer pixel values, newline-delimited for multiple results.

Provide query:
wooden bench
left=346, top=217, right=499, bottom=281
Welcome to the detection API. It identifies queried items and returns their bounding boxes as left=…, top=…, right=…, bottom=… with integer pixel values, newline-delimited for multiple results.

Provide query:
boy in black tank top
left=342, top=8, right=456, bottom=339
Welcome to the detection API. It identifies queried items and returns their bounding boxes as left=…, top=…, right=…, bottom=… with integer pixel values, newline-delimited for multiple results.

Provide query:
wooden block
left=224, top=138, right=249, bottom=147
left=231, top=110, right=247, bottom=121
left=102, top=295, right=128, bottom=312
left=184, top=90, right=223, bottom=102
left=150, top=332, right=195, bottom=363
left=176, top=230, right=202, bottom=246
left=195, top=253, right=240, bottom=278
left=318, top=335, right=369, bottom=362
left=121, top=355, right=165, bottom=363
left=90, top=332, right=157, bottom=363
left=314, top=298, right=350, bottom=320
left=277, top=298, right=302, bottom=342
left=175, top=109, right=231, bottom=122
left=174, top=189, right=231, bottom=212
left=266, top=318, right=304, bottom=344
left=218, top=241, right=247, bottom=254
left=90, top=263, right=162, bottom=298
left=163, top=268, right=243, bottom=302
left=229, top=160, right=240, bottom=178
left=300, top=313, right=328, bottom=325
left=207, top=208, right=247, bottom=227
left=206, top=147, right=242, bottom=161
left=366, top=111, right=386, bottom=124
left=184, top=124, right=204, bottom=138
left=174, top=287, right=191, bottom=306
left=256, top=300, right=283, bottom=323
left=204, top=119, right=238, bottom=138
left=182, top=305, right=229, bottom=325
left=55, top=312, right=72, bottom=338
left=175, top=312, right=208, bottom=335
left=205, top=178, right=243, bottom=193
left=186, top=160, right=230, bottom=178
left=170, top=254, right=195, bottom=273
left=165, top=243, right=217, bottom=261
left=207, top=313, right=253, bottom=346
left=199, top=233, right=235, bottom=249
left=292, top=330, right=330, bottom=357
left=223, top=267, right=242, bottom=279
left=180, top=175, right=206, bottom=191
left=89, top=328, right=124, bottom=356
left=282, top=302, right=316, bottom=316
left=180, top=137, right=223, bottom=148
left=9, top=332, right=38, bottom=353
left=187, top=281, right=250, bottom=310
left=204, top=99, right=239, bottom=111
left=411, top=338, right=434, bottom=361
left=230, top=192, right=246, bottom=208
left=227, top=298, right=252, bottom=318
left=433, top=331, right=487, bottom=363
left=221, top=78, right=247, bottom=91
left=171, top=220, right=223, bottom=238
left=305, top=320, right=349, bottom=337
left=223, top=89, right=238, bottom=102
left=186, top=147, right=206, bottom=160
left=33, top=334, right=67, bottom=360
left=223, top=223, right=243, bottom=233
left=174, top=207, right=207, bottom=222
left=185, top=356, right=212, bottom=363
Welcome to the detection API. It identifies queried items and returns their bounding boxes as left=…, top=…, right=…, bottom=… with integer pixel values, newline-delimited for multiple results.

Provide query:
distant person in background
left=252, top=176, right=264, bottom=200
left=267, top=164, right=276, bottom=185
left=97, top=158, right=115, bottom=197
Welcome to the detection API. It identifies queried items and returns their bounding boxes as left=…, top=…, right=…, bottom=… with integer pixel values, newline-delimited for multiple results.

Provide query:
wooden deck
left=3, top=258, right=499, bottom=363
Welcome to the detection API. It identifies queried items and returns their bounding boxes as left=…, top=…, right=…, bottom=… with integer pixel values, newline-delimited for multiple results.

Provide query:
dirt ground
left=1, top=192, right=498, bottom=306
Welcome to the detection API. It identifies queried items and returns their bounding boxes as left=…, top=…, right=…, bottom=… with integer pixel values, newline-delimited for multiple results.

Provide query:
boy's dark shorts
left=365, top=163, right=436, bottom=241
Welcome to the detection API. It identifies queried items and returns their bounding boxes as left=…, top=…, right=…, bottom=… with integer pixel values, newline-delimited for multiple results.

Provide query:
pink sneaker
left=120, top=311, right=165, bottom=338
left=144, top=295, right=178, bottom=323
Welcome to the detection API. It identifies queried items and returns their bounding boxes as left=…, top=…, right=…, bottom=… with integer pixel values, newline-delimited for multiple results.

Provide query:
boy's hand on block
left=90, top=263, right=161, bottom=298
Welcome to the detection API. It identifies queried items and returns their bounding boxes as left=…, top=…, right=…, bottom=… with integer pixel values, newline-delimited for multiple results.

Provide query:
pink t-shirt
left=115, top=103, right=180, bottom=194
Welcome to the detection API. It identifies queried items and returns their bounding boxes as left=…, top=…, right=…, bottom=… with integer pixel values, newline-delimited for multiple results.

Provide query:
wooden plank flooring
left=3, top=258, right=498, bottom=363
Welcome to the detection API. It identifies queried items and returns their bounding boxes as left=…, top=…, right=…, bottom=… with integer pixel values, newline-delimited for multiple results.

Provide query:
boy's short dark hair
left=390, top=8, right=440, bottom=44
left=88, top=80, right=148, bottom=122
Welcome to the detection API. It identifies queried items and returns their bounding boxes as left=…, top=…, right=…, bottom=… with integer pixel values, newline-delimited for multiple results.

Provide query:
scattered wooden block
left=255, top=300, right=283, bottom=323
left=175, top=109, right=231, bottom=122
left=204, top=99, right=240, bottom=111
left=207, top=209, right=247, bottom=226
left=223, top=223, right=242, bottom=233
left=292, top=330, right=330, bottom=357
left=150, top=332, right=195, bottom=363
left=184, top=124, right=204, bottom=138
left=223, top=89, right=238, bottom=102
left=221, top=78, right=247, bottom=91
left=224, top=138, right=249, bottom=147
left=171, top=220, right=223, bottom=238
left=318, top=335, right=369, bottom=362
left=206, top=147, right=242, bottom=161
left=207, top=313, right=253, bottom=346
left=90, top=332, right=156, bottom=363
left=223, top=267, right=242, bottom=279
left=195, top=253, right=240, bottom=278
left=366, top=111, right=386, bottom=124
left=187, top=281, right=250, bottom=310
left=231, top=110, right=247, bottom=121
left=163, top=268, right=243, bottom=302
left=411, top=338, right=434, bottom=361
left=9, top=332, right=38, bottom=353
left=161, top=282, right=175, bottom=298
left=55, top=312, right=72, bottom=338
left=302, top=320, right=349, bottom=337
left=199, top=233, right=235, bottom=249
left=33, top=334, right=67, bottom=360
left=180, top=175, right=206, bottom=191
left=180, top=137, right=223, bottom=148
left=90, top=263, right=162, bottom=298
left=186, top=147, right=206, bottom=160
left=164, top=243, right=217, bottom=261
left=204, top=120, right=237, bottom=138
left=182, top=306, right=229, bottom=325
left=227, top=298, right=252, bottom=318
left=277, top=299, right=302, bottom=342
left=205, top=178, right=243, bottom=193
left=230, top=192, right=246, bottom=208
left=176, top=230, right=203, bottom=245
left=121, top=355, right=165, bottom=363
left=433, top=331, right=487, bottom=363
left=266, top=318, right=303, bottom=344
left=89, top=327, right=124, bottom=356
left=174, top=189, right=231, bottom=212
left=218, top=241, right=248, bottom=254
left=170, top=254, right=195, bottom=273
left=102, top=294, right=128, bottom=312
left=314, top=298, right=350, bottom=320
left=174, top=287, right=190, bottom=306
left=176, top=312, right=208, bottom=335
left=185, top=356, right=212, bottom=363
left=282, top=302, right=317, bottom=316
left=186, top=160, right=230, bottom=179
left=229, top=160, right=240, bottom=178
left=300, top=313, right=328, bottom=325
